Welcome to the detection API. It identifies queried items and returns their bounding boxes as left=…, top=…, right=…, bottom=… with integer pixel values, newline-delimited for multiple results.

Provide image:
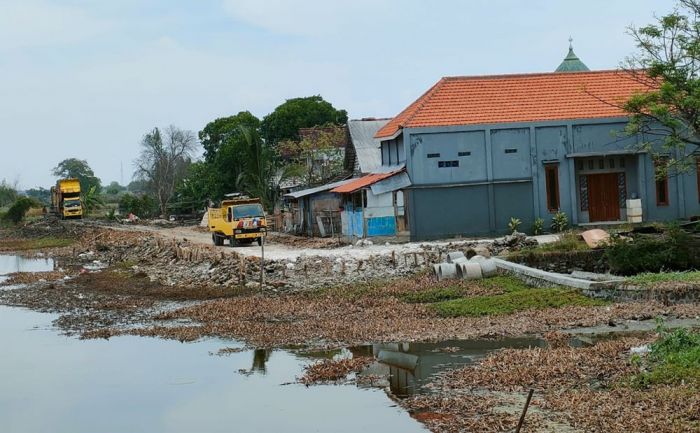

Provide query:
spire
left=555, top=37, right=590, bottom=72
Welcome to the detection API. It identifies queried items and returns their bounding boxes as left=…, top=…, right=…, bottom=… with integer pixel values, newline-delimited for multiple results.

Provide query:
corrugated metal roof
left=370, top=171, right=412, bottom=195
left=330, top=170, right=402, bottom=194
left=283, top=178, right=354, bottom=199
left=347, top=119, right=391, bottom=173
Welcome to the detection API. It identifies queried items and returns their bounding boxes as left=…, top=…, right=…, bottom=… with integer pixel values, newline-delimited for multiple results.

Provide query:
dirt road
left=113, top=223, right=559, bottom=262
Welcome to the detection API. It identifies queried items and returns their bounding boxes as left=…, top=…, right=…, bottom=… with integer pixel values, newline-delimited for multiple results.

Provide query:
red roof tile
left=375, top=70, right=655, bottom=139
left=330, top=171, right=400, bottom=194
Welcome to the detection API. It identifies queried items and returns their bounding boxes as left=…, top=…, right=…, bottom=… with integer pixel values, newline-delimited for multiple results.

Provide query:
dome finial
left=569, top=36, right=573, bottom=50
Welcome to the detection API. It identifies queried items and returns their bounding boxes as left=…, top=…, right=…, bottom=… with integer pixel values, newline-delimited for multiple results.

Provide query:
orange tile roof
left=375, top=70, right=655, bottom=139
left=330, top=171, right=399, bottom=194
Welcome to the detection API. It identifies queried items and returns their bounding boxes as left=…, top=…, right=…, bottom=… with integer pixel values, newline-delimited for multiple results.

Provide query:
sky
left=0, top=0, right=674, bottom=190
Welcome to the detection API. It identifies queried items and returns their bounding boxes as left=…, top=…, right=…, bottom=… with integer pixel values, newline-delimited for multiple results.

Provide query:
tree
left=260, top=96, right=348, bottom=146
left=127, top=179, right=148, bottom=193
left=52, top=158, right=102, bottom=193
left=25, top=187, right=51, bottom=205
left=172, top=162, right=216, bottom=214
left=0, top=179, right=18, bottom=207
left=104, top=181, right=126, bottom=195
left=198, top=111, right=261, bottom=199
left=279, top=125, right=347, bottom=185
left=82, top=185, right=104, bottom=216
left=623, top=0, right=700, bottom=174
left=134, top=125, right=197, bottom=216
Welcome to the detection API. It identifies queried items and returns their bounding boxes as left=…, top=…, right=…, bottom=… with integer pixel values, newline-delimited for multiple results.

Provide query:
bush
left=550, top=211, right=568, bottom=232
left=532, top=217, right=544, bottom=235
left=605, top=225, right=690, bottom=275
left=2, top=197, right=39, bottom=223
left=632, top=324, right=700, bottom=388
left=508, top=217, right=522, bottom=233
left=118, top=193, right=158, bottom=218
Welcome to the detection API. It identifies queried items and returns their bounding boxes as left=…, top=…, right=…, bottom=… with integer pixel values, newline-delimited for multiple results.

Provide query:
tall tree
left=52, top=158, right=102, bottom=193
left=260, top=96, right=348, bottom=146
left=238, top=126, right=278, bottom=209
left=134, top=125, right=197, bottom=216
left=624, top=0, right=700, bottom=173
left=198, top=111, right=261, bottom=199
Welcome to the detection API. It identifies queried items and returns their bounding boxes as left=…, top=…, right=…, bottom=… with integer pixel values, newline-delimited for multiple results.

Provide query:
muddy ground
left=2, top=219, right=699, bottom=432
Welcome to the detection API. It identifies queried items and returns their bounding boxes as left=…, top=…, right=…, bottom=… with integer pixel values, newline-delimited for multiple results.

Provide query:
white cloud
left=0, top=0, right=110, bottom=51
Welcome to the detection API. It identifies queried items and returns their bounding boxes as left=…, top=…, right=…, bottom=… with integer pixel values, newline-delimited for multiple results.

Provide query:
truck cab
left=209, top=196, right=267, bottom=246
left=51, top=178, right=83, bottom=219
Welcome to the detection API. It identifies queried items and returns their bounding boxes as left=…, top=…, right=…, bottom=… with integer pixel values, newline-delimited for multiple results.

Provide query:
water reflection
left=0, top=306, right=425, bottom=433
left=354, top=338, right=546, bottom=397
left=0, top=254, right=55, bottom=275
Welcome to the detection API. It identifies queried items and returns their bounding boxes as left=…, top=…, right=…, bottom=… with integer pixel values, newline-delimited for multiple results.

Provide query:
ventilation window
left=427, top=153, right=440, bottom=158
left=608, top=159, right=615, bottom=169
left=655, top=157, right=669, bottom=206
left=438, top=160, right=459, bottom=168
left=458, top=151, right=471, bottom=157
left=504, top=148, right=518, bottom=154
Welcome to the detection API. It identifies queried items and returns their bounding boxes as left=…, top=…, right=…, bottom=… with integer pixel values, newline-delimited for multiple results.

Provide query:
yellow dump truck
left=50, top=178, right=82, bottom=219
left=208, top=195, right=267, bottom=246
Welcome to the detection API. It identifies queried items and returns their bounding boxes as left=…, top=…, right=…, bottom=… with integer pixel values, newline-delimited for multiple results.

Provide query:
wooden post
left=391, top=250, right=396, bottom=268
left=515, top=389, right=534, bottom=433
left=260, top=236, right=265, bottom=287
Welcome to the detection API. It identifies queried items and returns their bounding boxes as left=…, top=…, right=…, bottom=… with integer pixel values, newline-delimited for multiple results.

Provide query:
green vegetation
left=1, top=236, right=75, bottom=250
left=2, top=197, right=40, bottom=224
left=605, top=224, right=690, bottom=275
left=550, top=211, right=568, bottom=232
left=624, top=0, right=700, bottom=173
left=531, top=217, right=544, bottom=235
left=432, top=287, right=605, bottom=317
left=119, top=193, right=158, bottom=218
left=626, top=271, right=700, bottom=287
left=632, top=325, right=700, bottom=388
left=0, top=179, right=18, bottom=207
left=507, top=217, right=521, bottom=233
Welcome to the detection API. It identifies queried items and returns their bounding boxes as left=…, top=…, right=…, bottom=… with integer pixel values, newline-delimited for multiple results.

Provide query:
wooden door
left=587, top=173, right=621, bottom=222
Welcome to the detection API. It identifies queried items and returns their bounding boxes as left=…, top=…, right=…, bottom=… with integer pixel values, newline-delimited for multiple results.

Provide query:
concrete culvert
left=437, top=263, right=458, bottom=281
left=479, top=258, right=498, bottom=277
left=456, top=262, right=483, bottom=280
left=446, top=252, right=466, bottom=263
left=469, top=255, right=487, bottom=263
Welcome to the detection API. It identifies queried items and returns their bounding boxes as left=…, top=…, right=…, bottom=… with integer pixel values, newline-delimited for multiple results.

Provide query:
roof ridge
left=442, top=69, right=625, bottom=81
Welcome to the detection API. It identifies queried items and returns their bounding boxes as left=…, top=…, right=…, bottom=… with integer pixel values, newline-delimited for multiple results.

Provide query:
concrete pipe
left=452, top=257, right=468, bottom=264
left=446, top=251, right=466, bottom=263
left=479, top=258, right=498, bottom=278
left=469, top=255, right=487, bottom=263
left=437, top=263, right=458, bottom=281
left=432, top=263, right=441, bottom=280
left=456, top=262, right=483, bottom=280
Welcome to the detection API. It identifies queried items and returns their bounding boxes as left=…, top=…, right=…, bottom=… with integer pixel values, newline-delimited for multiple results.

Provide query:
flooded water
left=0, top=254, right=54, bottom=285
left=0, top=306, right=425, bottom=433
left=349, top=338, right=546, bottom=397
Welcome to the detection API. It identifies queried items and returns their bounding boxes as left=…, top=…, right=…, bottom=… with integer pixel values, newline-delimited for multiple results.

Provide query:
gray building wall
left=388, top=118, right=700, bottom=241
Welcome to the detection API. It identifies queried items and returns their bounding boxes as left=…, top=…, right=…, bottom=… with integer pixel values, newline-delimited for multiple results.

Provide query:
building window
left=458, top=151, right=471, bottom=157
left=545, top=164, right=560, bottom=212
left=438, top=160, right=459, bottom=168
left=608, top=159, right=615, bottom=169
left=620, top=157, right=626, bottom=168
left=427, top=153, right=440, bottom=158
left=588, top=160, right=594, bottom=170
left=655, top=157, right=669, bottom=206
left=505, top=148, right=518, bottom=154
left=598, top=159, right=605, bottom=169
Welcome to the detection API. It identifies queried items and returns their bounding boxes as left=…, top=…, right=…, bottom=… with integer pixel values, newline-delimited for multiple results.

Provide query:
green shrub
left=605, top=225, right=689, bottom=275
left=118, top=193, right=158, bottom=218
left=508, top=217, right=522, bottom=233
left=550, top=211, right=568, bottom=232
left=631, top=325, right=700, bottom=387
left=432, top=287, right=606, bottom=317
left=532, top=217, right=544, bottom=235
left=2, top=197, right=39, bottom=223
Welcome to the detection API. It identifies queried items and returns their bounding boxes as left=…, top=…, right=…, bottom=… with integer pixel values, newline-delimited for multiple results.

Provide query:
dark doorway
left=587, top=173, right=621, bottom=222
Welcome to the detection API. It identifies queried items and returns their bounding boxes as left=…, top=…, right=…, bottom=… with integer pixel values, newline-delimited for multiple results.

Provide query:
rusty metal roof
left=330, top=170, right=402, bottom=194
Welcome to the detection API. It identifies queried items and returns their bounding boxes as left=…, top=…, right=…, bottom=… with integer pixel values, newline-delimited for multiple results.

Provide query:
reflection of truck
left=51, top=178, right=82, bottom=219
left=208, top=195, right=267, bottom=246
